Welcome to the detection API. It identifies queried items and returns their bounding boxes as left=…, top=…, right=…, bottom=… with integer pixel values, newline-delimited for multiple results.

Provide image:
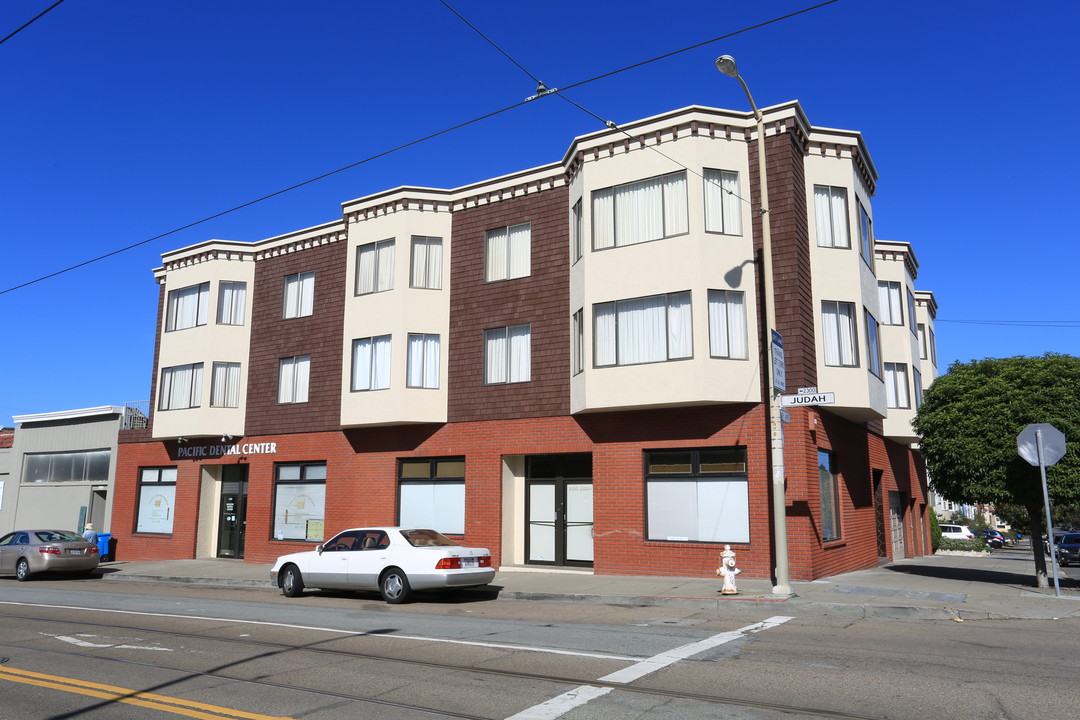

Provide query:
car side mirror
left=315, top=544, right=324, bottom=555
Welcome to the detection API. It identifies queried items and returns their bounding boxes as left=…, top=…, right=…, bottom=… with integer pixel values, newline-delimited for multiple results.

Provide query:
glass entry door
left=217, top=465, right=248, bottom=559
left=526, top=454, right=592, bottom=567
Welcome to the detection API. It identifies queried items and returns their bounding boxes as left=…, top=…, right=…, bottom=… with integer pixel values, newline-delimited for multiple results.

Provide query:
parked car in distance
left=939, top=524, right=975, bottom=540
left=0, top=529, right=100, bottom=581
left=271, top=527, right=496, bottom=604
left=977, top=529, right=1007, bottom=548
left=1055, top=533, right=1080, bottom=566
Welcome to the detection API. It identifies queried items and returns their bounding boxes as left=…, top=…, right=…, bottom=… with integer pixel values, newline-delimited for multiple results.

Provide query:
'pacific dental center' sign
left=177, top=442, right=278, bottom=458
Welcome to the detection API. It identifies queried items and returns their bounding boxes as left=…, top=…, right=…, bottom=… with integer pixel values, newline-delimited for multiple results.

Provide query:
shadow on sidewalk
left=883, top=562, right=1079, bottom=590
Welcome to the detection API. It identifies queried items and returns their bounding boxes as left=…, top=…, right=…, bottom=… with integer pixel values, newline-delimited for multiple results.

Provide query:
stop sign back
left=1018, top=423, right=1066, bottom=467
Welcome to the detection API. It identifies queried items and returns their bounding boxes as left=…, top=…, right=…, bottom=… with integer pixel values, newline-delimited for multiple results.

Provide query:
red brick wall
left=448, top=185, right=571, bottom=422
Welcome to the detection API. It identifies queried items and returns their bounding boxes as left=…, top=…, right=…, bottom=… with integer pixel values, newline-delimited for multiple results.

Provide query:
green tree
left=913, top=354, right=1080, bottom=587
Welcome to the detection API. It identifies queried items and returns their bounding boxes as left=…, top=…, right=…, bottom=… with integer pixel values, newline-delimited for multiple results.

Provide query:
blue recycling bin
left=96, top=533, right=112, bottom=562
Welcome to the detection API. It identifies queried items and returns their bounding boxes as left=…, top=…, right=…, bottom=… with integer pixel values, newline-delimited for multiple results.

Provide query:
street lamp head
left=715, top=55, right=739, bottom=78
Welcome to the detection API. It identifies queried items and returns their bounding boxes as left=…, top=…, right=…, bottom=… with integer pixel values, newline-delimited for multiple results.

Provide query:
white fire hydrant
left=716, top=544, right=741, bottom=595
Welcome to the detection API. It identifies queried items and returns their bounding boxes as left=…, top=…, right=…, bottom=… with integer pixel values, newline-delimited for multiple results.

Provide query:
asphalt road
left=0, top=577, right=1077, bottom=719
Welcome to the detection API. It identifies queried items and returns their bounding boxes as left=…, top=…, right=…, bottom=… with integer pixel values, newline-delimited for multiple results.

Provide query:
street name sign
left=780, top=391, right=835, bottom=407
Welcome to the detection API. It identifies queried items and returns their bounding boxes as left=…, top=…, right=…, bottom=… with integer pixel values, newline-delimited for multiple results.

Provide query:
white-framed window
left=918, top=323, right=938, bottom=366
left=24, top=450, right=110, bottom=483
left=884, top=362, right=910, bottom=409
left=813, top=185, right=850, bottom=249
left=165, top=282, right=209, bottom=331
left=485, top=324, right=531, bottom=384
left=273, top=462, right=326, bottom=542
left=865, top=310, right=882, bottom=378
left=907, top=290, right=917, bottom=335
left=356, top=239, right=395, bottom=295
left=595, top=292, right=692, bottom=367
left=858, top=200, right=874, bottom=268
left=282, top=271, right=315, bottom=319
left=593, top=171, right=688, bottom=249
left=570, top=199, right=583, bottom=263
left=407, top=333, right=440, bottom=389
left=703, top=168, right=742, bottom=235
left=136, top=467, right=177, bottom=535
left=210, top=361, right=241, bottom=408
left=485, top=222, right=531, bottom=282
left=821, top=301, right=858, bottom=367
left=878, top=281, right=903, bottom=325
left=818, top=450, right=841, bottom=542
left=159, top=362, right=203, bottom=410
left=352, top=335, right=391, bottom=391
left=398, top=458, right=465, bottom=536
left=216, top=281, right=247, bottom=325
left=409, top=236, right=442, bottom=289
left=277, top=355, right=310, bottom=404
left=707, top=290, right=748, bottom=359
left=645, top=448, right=749, bottom=543
left=571, top=309, right=584, bottom=376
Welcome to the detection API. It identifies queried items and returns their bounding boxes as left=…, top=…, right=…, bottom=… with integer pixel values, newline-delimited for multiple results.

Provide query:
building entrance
left=217, top=465, right=248, bottom=559
left=525, top=454, right=593, bottom=567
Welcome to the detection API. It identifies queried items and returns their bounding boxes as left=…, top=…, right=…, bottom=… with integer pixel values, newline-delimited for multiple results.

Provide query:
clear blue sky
left=2, top=1, right=1078, bottom=426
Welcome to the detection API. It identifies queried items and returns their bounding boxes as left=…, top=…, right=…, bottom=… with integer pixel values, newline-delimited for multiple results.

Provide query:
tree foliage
left=913, top=354, right=1080, bottom=586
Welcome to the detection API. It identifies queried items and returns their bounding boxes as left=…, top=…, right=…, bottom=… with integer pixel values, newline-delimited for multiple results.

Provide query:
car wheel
left=380, top=567, right=412, bottom=604
left=280, top=565, right=305, bottom=598
left=15, top=558, right=31, bottom=582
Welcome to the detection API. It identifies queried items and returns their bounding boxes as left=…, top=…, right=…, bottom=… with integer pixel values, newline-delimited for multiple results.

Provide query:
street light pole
left=715, top=55, right=790, bottom=595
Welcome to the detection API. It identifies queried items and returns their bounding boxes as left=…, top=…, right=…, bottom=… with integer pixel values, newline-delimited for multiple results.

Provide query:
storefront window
left=273, top=462, right=326, bottom=541
left=645, top=447, right=748, bottom=543
left=398, top=458, right=465, bottom=535
left=136, top=467, right=177, bottom=534
left=24, top=450, right=111, bottom=483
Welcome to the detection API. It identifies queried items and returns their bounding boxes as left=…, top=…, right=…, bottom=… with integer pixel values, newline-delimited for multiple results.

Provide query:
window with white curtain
left=571, top=309, right=584, bottom=375
left=645, top=448, right=748, bottom=543
left=216, top=281, right=246, bottom=325
left=356, top=239, right=395, bottom=295
left=592, top=171, right=688, bottom=249
left=703, top=169, right=742, bottom=235
left=352, top=335, right=391, bottom=391
left=858, top=200, right=874, bottom=268
left=821, top=300, right=858, bottom=367
left=277, top=355, right=310, bottom=404
left=159, top=363, right=204, bottom=410
left=884, top=362, right=910, bottom=409
left=485, top=222, right=531, bottom=282
left=813, top=185, right=850, bottom=249
left=282, top=272, right=315, bottom=319
left=484, top=324, right=531, bottom=384
left=594, top=291, right=692, bottom=367
left=136, top=467, right=177, bottom=534
left=210, top=362, right=241, bottom=407
left=398, top=458, right=465, bottom=535
left=165, top=282, right=209, bottom=331
left=818, top=450, right=841, bottom=541
left=707, top=290, right=747, bottom=359
left=878, top=281, right=903, bottom=325
left=406, top=333, right=440, bottom=389
left=570, top=200, right=583, bottom=262
left=409, top=236, right=442, bottom=289
left=865, top=310, right=882, bottom=378
left=917, top=323, right=928, bottom=359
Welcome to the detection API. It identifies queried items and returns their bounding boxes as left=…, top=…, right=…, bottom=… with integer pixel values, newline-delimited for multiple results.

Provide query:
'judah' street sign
left=780, top=391, right=835, bottom=407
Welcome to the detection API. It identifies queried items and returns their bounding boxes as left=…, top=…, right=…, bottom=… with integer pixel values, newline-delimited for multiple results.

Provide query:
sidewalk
left=96, top=545, right=1080, bottom=621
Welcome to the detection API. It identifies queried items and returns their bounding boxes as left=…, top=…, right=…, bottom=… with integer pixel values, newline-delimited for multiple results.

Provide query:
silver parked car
left=271, top=527, right=496, bottom=604
left=0, top=529, right=100, bottom=581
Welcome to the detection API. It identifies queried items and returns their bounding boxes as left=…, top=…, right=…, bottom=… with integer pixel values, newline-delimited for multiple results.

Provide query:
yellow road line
left=0, top=666, right=293, bottom=720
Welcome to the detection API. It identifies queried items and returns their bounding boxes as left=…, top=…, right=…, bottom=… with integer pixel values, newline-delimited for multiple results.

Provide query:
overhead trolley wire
left=1, top=0, right=840, bottom=296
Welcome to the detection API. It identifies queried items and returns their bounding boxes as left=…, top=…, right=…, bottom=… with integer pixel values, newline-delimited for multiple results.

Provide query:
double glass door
left=526, top=454, right=593, bottom=567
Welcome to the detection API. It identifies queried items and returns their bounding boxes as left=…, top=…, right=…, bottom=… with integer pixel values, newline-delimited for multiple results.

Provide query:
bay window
left=159, top=363, right=203, bottom=410
left=821, top=301, right=858, bottom=367
left=707, top=289, right=747, bottom=359
left=407, top=333, right=440, bottom=389
left=595, top=292, right=692, bottom=367
left=165, top=282, right=209, bottom=331
left=356, top=239, right=395, bottom=295
left=703, top=169, right=742, bottom=235
left=593, top=171, right=688, bottom=249
left=352, top=335, right=391, bottom=391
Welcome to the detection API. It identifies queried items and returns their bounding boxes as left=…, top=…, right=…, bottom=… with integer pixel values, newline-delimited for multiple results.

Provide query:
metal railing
left=122, top=401, right=150, bottom=430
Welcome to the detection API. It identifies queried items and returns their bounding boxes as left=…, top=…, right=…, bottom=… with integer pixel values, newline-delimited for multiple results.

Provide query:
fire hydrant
left=716, top=544, right=741, bottom=595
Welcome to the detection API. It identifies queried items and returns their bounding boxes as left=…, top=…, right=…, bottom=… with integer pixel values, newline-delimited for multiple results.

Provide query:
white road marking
left=505, top=615, right=794, bottom=720
left=45, top=633, right=172, bottom=651
left=0, top=600, right=638, bottom=662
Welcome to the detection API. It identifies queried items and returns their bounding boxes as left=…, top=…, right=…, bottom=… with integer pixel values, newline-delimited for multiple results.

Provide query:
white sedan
left=270, top=527, right=496, bottom=604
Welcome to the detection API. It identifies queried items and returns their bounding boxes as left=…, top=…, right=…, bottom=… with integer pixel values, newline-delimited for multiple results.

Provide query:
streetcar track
left=0, top=610, right=883, bottom=719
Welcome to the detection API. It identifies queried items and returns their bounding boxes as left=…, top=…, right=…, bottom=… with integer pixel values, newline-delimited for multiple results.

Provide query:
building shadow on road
left=883, top=562, right=1080, bottom=590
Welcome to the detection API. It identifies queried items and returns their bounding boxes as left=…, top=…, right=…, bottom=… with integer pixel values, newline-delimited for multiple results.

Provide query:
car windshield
left=34, top=530, right=84, bottom=543
left=400, top=529, right=456, bottom=547
left=1063, top=534, right=1080, bottom=544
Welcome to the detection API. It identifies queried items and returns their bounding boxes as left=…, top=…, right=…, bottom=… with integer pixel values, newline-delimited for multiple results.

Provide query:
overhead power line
left=0, top=0, right=67, bottom=47
left=1, top=0, right=839, bottom=296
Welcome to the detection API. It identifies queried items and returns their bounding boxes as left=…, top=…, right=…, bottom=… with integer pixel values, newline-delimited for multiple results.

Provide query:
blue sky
left=2, top=0, right=1078, bottom=426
